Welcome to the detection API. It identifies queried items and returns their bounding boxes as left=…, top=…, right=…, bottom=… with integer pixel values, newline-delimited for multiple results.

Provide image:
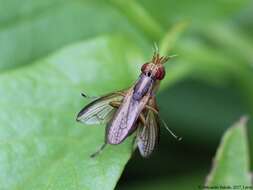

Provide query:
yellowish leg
left=114, top=91, right=126, bottom=97
left=145, top=105, right=159, bottom=114
left=109, top=101, right=121, bottom=108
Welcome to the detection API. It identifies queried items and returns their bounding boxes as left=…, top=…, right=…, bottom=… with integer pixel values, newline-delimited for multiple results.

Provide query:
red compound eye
left=155, top=67, right=165, bottom=80
left=141, top=63, right=148, bottom=73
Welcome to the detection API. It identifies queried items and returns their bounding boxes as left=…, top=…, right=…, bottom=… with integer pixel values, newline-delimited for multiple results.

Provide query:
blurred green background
left=0, top=0, right=253, bottom=189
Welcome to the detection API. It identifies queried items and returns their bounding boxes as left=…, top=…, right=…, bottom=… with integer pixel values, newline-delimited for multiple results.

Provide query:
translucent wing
left=137, top=110, right=160, bottom=157
left=76, top=92, right=123, bottom=125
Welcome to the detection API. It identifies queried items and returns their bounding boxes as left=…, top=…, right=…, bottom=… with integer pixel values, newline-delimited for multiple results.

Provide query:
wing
left=137, top=110, right=160, bottom=157
left=106, top=87, right=151, bottom=144
left=76, top=92, right=123, bottom=124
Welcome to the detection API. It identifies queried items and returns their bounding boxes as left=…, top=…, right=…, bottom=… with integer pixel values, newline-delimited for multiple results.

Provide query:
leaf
left=138, top=0, right=251, bottom=27
left=0, top=0, right=144, bottom=71
left=0, top=35, right=147, bottom=190
left=109, top=0, right=164, bottom=41
left=206, top=117, right=251, bottom=186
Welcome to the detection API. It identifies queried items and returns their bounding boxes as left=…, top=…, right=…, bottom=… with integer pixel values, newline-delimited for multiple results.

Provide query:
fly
left=76, top=49, right=181, bottom=158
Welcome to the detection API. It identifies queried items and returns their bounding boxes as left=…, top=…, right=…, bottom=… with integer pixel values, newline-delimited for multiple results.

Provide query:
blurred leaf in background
left=206, top=117, right=251, bottom=187
left=0, top=0, right=253, bottom=189
left=120, top=117, right=252, bottom=190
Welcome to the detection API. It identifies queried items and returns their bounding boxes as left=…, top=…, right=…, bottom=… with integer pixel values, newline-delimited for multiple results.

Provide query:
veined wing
left=107, top=87, right=151, bottom=144
left=76, top=92, right=123, bottom=124
left=137, top=109, right=160, bottom=157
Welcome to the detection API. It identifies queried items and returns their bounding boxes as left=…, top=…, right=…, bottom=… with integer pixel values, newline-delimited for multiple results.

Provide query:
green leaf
left=0, top=0, right=144, bottom=71
left=109, top=0, right=164, bottom=41
left=0, top=35, right=147, bottom=190
left=206, top=117, right=251, bottom=186
left=138, top=0, right=251, bottom=27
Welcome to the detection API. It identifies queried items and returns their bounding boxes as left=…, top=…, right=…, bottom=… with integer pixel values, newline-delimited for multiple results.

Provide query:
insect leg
left=90, top=143, right=107, bottom=158
left=81, top=92, right=99, bottom=99
left=114, top=91, right=126, bottom=97
left=139, top=112, right=146, bottom=125
left=90, top=100, right=124, bottom=158
left=131, top=112, right=146, bottom=154
left=109, top=101, right=121, bottom=108
left=145, top=99, right=182, bottom=141
left=145, top=105, right=159, bottom=114
left=81, top=91, right=125, bottom=100
left=131, top=134, right=138, bottom=154
left=160, top=119, right=182, bottom=141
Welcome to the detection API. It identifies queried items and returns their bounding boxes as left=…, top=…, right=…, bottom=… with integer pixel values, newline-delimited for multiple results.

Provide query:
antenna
left=153, top=42, right=159, bottom=55
left=167, top=54, right=178, bottom=59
